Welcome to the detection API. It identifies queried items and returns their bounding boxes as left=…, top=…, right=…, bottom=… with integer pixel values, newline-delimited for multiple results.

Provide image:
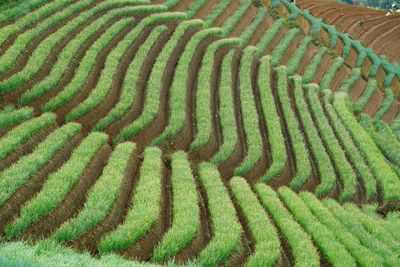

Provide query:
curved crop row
left=0, top=107, right=33, bottom=130
left=0, top=122, right=81, bottom=206
left=293, top=76, right=336, bottom=197
left=99, top=146, right=162, bottom=253
left=5, top=132, right=108, bottom=238
left=152, top=25, right=221, bottom=145
left=114, top=16, right=196, bottom=144
left=257, top=56, right=286, bottom=182
left=333, top=93, right=400, bottom=202
left=52, top=142, right=136, bottom=243
left=197, top=162, right=242, bottom=266
left=305, top=84, right=357, bottom=202
left=0, top=112, right=56, bottom=160
left=275, top=66, right=311, bottom=189
left=234, top=46, right=264, bottom=176
left=230, top=177, right=281, bottom=266
left=191, top=38, right=240, bottom=150
left=152, top=151, right=200, bottom=261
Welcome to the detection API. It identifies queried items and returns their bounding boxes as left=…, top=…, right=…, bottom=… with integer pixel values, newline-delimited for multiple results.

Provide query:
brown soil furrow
left=193, top=0, right=218, bottom=21
left=362, top=89, right=384, bottom=117
left=4, top=5, right=135, bottom=105
left=381, top=102, right=400, bottom=125
left=189, top=46, right=229, bottom=163
left=248, top=14, right=275, bottom=46
left=0, top=0, right=82, bottom=57
left=103, top=26, right=172, bottom=138
left=313, top=55, right=333, bottom=85
left=348, top=77, right=367, bottom=103
left=72, top=153, right=139, bottom=254
left=118, top=161, right=169, bottom=261
left=172, top=172, right=209, bottom=263
left=126, top=26, right=199, bottom=152
left=158, top=35, right=220, bottom=154
left=0, top=133, right=82, bottom=234
left=330, top=66, right=351, bottom=92
left=263, top=26, right=288, bottom=56
left=216, top=49, right=245, bottom=179
left=0, top=0, right=100, bottom=81
left=28, top=16, right=135, bottom=112
left=0, top=125, right=56, bottom=172
left=320, top=95, right=367, bottom=204
left=22, top=144, right=111, bottom=239
left=296, top=43, right=319, bottom=76
left=279, top=35, right=303, bottom=66
left=287, top=79, right=325, bottom=195
left=229, top=5, right=259, bottom=38
left=171, top=0, right=192, bottom=13
left=53, top=22, right=136, bottom=124
left=243, top=57, right=269, bottom=183
left=266, top=70, right=293, bottom=190
left=213, top=0, right=239, bottom=28
left=73, top=26, right=154, bottom=132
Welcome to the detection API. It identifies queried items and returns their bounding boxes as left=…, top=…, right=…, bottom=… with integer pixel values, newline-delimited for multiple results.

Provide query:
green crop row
left=211, top=50, right=238, bottom=164
left=197, top=162, right=242, bottom=266
left=353, top=79, right=377, bottom=114
left=320, top=57, right=344, bottom=91
left=239, top=7, right=267, bottom=47
left=0, top=0, right=55, bottom=24
left=293, top=76, right=336, bottom=197
left=221, top=0, right=252, bottom=36
left=99, top=146, right=163, bottom=253
left=204, top=0, right=230, bottom=27
left=392, top=115, right=400, bottom=142
left=374, top=87, right=394, bottom=120
left=302, top=47, right=327, bottom=84
left=256, top=19, right=284, bottom=56
left=230, top=177, right=281, bottom=266
left=359, top=115, right=400, bottom=166
left=65, top=6, right=171, bottom=123
left=0, top=122, right=81, bottom=206
left=114, top=16, right=195, bottom=144
left=94, top=25, right=167, bottom=131
left=190, top=38, right=240, bottom=150
left=322, top=90, right=377, bottom=200
left=0, top=112, right=56, bottom=160
left=152, top=151, right=200, bottom=261
left=300, top=192, right=384, bottom=266
left=0, top=107, right=33, bottom=129
left=0, top=0, right=74, bottom=46
left=338, top=68, right=361, bottom=94
left=306, top=85, right=357, bottom=202
left=0, top=0, right=154, bottom=94
left=333, top=93, right=400, bottom=201
left=257, top=56, right=286, bottom=182
left=324, top=199, right=400, bottom=266
left=20, top=6, right=152, bottom=105
left=255, top=184, right=320, bottom=267
left=344, top=204, right=400, bottom=252
left=186, top=0, right=205, bottom=18
left=153, top=26, right=221, bottom=145
left=278, top=187, right=357, bottom=266
left=275, top=66, right=311, bottom=189
left=234, top=46, right=263, bottom=176
left=286, top=36, right=312, bottom=75
left=0, top=0, right=95, bottom=75
left=52, top=142, right=136, bottom=243
left=270, top=28, right=300, bottom=66
left=41, top=18, right=132, bottom=112
left=5, top=132, right=108, bottom=238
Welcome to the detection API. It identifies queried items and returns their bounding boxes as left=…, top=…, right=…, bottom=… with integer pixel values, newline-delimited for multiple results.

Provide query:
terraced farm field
left=297, top=0, right=400, bottom=63
left=0, top=0, right=400, bottom=266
